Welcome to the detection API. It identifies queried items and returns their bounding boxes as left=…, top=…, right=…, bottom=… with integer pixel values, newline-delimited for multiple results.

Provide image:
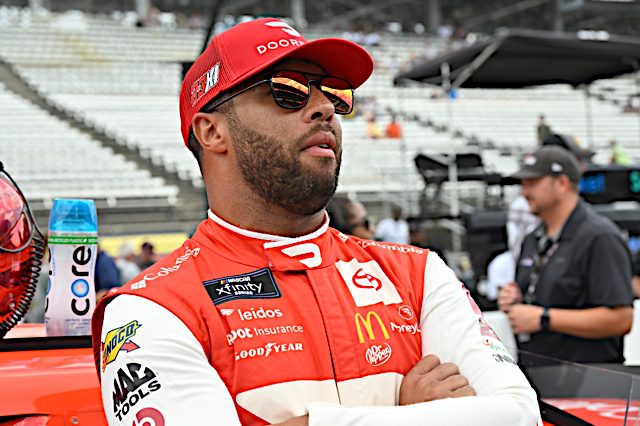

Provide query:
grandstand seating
left=1, top=7, right=639, bottom=221
left=0, top=82, right=179, bottom=205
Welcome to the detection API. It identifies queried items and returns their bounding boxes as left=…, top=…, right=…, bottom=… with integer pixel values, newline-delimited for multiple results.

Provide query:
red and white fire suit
left=92, top=211, right=539, bottom=425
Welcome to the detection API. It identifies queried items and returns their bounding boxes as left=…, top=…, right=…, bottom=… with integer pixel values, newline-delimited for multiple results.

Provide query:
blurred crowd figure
left=609, top=139, right=631, bottom=165
left=115, top=242, right=141, bottom=283
left=365, top=111, right=403, bottom=139
left=536, top=114, right=552, bottom=145
left=94, top=240, right=158, bottom=300
left=485, top=196, right=540, bottom=301
left=365, top=113, right=384, bottom=139
left=326, top=196, right=374, bottom=239
left=375, top=205, right=410, bottom=244
left=385, top=114, right=402, bottom=139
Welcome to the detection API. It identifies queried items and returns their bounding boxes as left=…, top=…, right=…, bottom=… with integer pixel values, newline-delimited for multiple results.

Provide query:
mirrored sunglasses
left=205, top=70, right=354, bottom=115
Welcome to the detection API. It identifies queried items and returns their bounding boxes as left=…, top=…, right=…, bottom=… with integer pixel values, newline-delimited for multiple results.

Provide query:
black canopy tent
left=393, top=29, right=640, bottom=251
left=393, top=29, right=640, bottom=89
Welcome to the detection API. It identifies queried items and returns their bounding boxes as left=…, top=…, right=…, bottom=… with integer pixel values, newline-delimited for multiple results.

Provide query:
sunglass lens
left=271, top=73, right=310, bottom=109
left=320, top=77, right=353, bottom=115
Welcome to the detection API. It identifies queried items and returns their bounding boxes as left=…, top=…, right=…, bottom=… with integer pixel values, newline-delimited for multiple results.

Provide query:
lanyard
left=524, top=235, right=560, bottom=304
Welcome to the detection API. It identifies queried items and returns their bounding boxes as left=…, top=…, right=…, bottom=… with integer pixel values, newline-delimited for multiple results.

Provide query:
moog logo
left=352, top=268, right=382, bottom=290
left=336, top=259, right=402, bottom=307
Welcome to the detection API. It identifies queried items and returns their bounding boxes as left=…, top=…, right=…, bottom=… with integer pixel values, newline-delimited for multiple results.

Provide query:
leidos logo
left=336, top=259, right=402, bottom=307
left=102, top=320, right=141, bottom=371
left=354, top=311, right=390, bottom=344
left=257, top=21, right=305, bottom=55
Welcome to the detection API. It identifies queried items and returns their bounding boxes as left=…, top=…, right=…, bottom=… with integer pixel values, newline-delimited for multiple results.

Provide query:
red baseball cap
left=179, top=17, right=374, bottom=146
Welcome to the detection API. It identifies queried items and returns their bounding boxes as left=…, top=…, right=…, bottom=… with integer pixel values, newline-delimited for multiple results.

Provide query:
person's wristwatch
left=540, top=307, right=551, bottom=331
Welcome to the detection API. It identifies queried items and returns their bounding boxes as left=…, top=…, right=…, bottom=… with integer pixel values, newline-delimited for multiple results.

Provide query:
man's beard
left=226, top=111, right=341, bottom=216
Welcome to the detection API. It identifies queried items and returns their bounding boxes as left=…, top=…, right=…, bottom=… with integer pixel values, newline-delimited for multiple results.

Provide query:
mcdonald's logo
left=355, top=311, right=390, bottom=344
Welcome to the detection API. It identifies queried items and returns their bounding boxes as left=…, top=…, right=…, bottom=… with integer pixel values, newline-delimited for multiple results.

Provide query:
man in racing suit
left=91, top=18, right=539, bottom=426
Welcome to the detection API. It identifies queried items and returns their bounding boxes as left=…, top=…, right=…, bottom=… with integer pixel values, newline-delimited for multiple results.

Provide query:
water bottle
left=45, top=199, right=98, bottom=336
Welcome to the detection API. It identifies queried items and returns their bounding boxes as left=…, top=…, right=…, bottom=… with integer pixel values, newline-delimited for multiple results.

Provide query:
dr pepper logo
left=366, top=343, right=392, bottom=366
left=102, top=320, right=141, bottom=371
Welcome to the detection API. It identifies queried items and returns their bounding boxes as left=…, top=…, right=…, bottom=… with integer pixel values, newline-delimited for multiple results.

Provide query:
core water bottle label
left=45, top=243, right=97, bottom=336
left=48, top=236, right=99, bottom=245
left=46, top=198, right=99, bottom=337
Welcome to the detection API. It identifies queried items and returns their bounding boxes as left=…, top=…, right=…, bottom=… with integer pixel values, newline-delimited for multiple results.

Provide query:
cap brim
left=225, top=38, right=373, bottom=93
left=508, top=169, right=546, bottom=181
left=284, top=38, right=374, bottom=89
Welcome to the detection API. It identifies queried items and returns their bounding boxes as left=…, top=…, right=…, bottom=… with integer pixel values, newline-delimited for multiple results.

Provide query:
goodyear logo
left=355, top=311, right=390, bottom=344
left=101, top=320, right=141, bottom=371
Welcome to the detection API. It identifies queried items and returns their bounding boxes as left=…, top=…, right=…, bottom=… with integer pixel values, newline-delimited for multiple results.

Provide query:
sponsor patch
left=130, top=247, right=200, bottom=290
left=355, top=311, right=390, bottom=343
left=390, top=321, right=420, bottom=335
left=235, top=342, right=304, bottom=361
left=190, top=63, right=220, bottom=106
left=398, top=305, right=414, bottom=320
left=132, top=407, right=165, bottom=426
left=204, top=268, right=281, bottom=305
left=365, top=343, right=392, bottom=366
left=112, top=363, right=162, bottom=421
left=336, top=259, right=402, bottom=307
left=102, top=320, right=141, bottom=372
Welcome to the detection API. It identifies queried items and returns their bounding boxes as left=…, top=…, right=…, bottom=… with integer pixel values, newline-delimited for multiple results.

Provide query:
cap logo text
left=191, top=63, right=220, bottom=106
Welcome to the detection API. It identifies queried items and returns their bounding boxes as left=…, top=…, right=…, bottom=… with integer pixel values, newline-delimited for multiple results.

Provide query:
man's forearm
left=548, top=306, right=632, bottom=338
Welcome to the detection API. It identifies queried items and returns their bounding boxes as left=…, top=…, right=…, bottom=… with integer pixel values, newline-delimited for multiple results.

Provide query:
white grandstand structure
left=1, top=6, right=639, bottom=232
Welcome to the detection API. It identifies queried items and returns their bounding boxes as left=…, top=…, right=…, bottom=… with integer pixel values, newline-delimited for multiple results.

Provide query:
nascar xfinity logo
left=102, top=320, right=141, bottom=371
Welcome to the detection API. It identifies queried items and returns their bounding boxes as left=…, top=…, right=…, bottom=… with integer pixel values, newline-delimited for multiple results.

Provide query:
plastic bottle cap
left=48, top=199, right=98, bottom=233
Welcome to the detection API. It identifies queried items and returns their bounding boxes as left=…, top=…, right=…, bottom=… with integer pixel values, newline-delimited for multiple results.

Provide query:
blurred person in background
left=138, top=241, right=157, bottom=269
left=499, top=146, right=634, bottom=363
left=385, top=114, right=402, bottom=139
left=94, top=247, right=121, bottom=301
left=609, top=139, right=631, bottom=165
left=115, top=242, right=141, bottom=283
left=375, top=205, right=410, bottom=244
left=485, top=196, right=540, bottom=302
left=326, top=195, right=374, bottom=239
left=91, top=18, right=538, bottom=425
left=633, top=251, right=640, bottom=298
left=536, top=114, right=552, bottom=145
left=365, top=112, right=384, bottom=139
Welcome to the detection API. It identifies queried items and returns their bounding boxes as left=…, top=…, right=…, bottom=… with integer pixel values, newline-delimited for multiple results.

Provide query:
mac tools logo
left=257, top=21, right=305, bottom=55
left=335, top=259, right=402, bottom=307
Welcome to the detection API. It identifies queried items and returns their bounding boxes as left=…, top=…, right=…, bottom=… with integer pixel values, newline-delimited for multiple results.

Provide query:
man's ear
left=192, top=112, right=230, bottom=154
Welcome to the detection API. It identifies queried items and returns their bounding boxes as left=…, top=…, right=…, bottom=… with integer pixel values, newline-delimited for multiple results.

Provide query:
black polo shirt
left=515, top=201, right=634, bottom=363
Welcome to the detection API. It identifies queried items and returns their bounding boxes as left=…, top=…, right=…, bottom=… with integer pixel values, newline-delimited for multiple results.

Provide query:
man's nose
left=303, top=86, right=335, bottom=123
